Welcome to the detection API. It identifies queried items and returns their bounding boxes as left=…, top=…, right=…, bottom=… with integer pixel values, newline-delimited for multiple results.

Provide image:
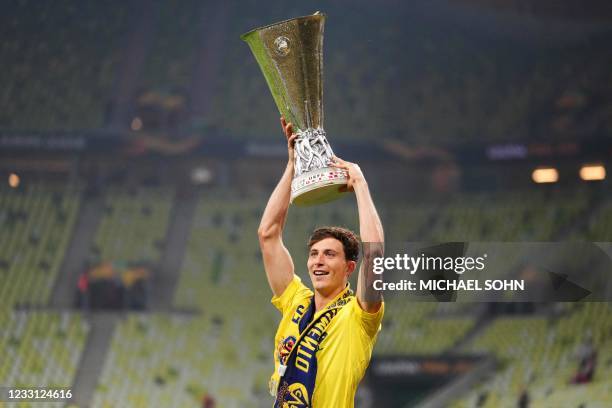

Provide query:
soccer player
left=258, top=117, right=385, bottom=407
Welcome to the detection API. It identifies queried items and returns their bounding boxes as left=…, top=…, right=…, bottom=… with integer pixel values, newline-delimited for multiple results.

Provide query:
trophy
left=241, top=12, right=348, bottom=206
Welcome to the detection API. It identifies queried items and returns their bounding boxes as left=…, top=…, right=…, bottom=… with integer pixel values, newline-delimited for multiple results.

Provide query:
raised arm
left=331, top=157, right=384, bottom=313
left=257, top=117, right=298, bottom=296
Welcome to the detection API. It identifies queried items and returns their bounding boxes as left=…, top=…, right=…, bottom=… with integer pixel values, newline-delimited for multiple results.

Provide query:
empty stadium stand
left=0, top=184, right=80, bottom=308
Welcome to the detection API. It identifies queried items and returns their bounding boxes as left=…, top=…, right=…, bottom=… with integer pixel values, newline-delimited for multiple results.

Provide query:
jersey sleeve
left=352, top=299, right=384, bottom=338
left=271, top=274, right=312, bottom=314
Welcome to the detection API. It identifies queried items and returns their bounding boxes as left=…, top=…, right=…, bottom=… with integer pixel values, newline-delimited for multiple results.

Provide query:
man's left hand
left=330, top=156, right=365, bottom=192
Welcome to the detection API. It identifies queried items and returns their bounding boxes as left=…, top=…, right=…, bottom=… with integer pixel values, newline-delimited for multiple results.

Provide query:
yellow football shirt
left=270, top=275, right=384, bottom=407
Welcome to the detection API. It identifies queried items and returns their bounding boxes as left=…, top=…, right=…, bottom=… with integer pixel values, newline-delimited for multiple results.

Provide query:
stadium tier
left=140, top=0, right=202, bottom=92
left=0, top=0, right=129, bottom=130
left=91, top=313, right=272, bottom=408
left=425, top=191, right=589, bottom=241
left=0, top=1, right=609, bottom=141
left=0, top=185, right=80, bottom=308
left=376, top=303, right=476, bottom=355
left=583, top=198, right=612, bottom=241
left=0, top=310, right=89, bottom=406
left=452, top=303, right=612, bottom=407
left=92, top=187, right=173, bottom=265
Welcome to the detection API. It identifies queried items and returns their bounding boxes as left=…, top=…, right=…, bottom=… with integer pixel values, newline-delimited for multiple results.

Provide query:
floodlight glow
left=580, top=164, right=605, bottom=181
left=8, top=173, right=20, bottom=188
left=532, top=168, right=558, bottom=184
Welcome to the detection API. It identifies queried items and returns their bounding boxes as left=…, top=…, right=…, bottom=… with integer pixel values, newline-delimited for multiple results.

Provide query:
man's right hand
left=281, top=116, right=298, bottom=163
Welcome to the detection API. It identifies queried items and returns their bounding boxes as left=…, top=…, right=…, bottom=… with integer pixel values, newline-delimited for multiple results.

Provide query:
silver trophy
left=241, top=12, right=348, bottom=206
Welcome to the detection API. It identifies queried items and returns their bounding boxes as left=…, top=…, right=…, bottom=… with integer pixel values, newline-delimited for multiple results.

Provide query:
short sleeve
left=352, top=299, right=384, bottom=338
left=271, top=275, right=312, bottom=314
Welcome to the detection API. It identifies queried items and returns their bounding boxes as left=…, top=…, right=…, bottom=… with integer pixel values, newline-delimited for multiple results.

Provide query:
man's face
left=307, top=237, right=356, bottom=296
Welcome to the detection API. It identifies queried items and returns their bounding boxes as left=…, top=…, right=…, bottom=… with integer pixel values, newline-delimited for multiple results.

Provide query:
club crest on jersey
left=278, top=336, right=296, bottom=364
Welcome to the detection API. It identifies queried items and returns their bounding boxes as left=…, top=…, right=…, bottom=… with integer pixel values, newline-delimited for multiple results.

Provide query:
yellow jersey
left=270, top=275, right=384, bottom=407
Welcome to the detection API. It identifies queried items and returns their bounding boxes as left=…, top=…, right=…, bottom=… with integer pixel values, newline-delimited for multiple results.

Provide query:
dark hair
left=307, top=226, right=360, bottom=262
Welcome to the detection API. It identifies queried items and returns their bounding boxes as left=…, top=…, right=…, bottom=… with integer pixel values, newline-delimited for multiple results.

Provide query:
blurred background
left=0, top=0, right=611, bottom=406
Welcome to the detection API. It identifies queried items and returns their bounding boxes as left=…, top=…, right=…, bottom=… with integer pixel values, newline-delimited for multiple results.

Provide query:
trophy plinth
left=241, top=13, right=348, bottom=206
left=291, top=167, right=347, bottom=206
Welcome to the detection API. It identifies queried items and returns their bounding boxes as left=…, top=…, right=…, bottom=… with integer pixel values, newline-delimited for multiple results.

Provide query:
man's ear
left=346, top=260, right=357, bottom=276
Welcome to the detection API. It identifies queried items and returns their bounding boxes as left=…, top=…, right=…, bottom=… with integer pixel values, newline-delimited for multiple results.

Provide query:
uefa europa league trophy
left=241, top=12, right=348, bottom=206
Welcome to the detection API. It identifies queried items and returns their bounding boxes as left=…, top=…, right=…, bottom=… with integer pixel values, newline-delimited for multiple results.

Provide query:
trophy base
left=290, top=167, right=348, bottom=206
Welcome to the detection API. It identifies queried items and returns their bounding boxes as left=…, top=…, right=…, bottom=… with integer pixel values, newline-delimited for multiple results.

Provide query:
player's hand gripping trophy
left=242, top=12, right=349, bottom=206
